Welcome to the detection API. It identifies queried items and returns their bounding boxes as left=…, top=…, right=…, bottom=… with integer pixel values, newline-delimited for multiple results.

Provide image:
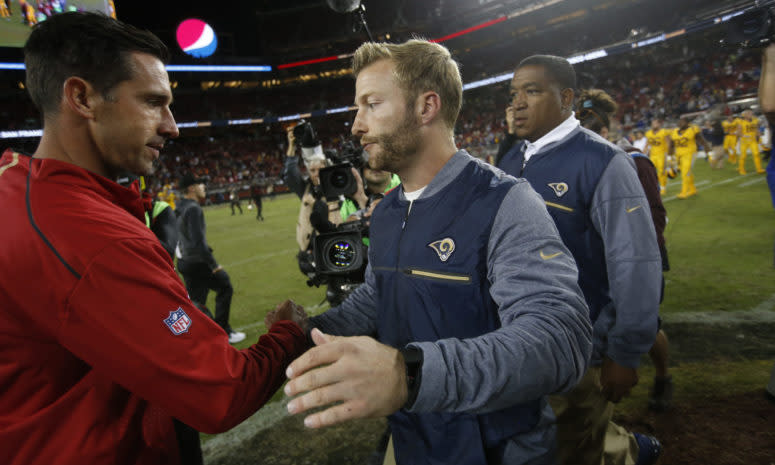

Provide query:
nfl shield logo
left=164, top=307, right=192, bottom=335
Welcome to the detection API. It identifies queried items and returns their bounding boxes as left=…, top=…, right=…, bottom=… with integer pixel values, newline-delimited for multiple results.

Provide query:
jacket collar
left=397, top=149, right=475, bottom=202
left=17, top=150, right=148, bottom=223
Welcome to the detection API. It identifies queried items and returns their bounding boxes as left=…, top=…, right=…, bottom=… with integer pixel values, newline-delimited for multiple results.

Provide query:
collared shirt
left=524, top=114, right=580, bottom=164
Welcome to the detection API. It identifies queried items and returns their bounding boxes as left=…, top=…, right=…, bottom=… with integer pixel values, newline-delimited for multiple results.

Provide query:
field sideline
left=195, top=158, right=775, bottom=459
left=198, top=158, right=775, bottom=341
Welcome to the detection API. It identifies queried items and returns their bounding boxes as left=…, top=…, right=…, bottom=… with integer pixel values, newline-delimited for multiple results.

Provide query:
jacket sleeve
left=406, top=180, right=592, bottom=414
left=60, top=238, right=308, bottom=434
left=589, top=153, right=662, bottom=368
left=182, top=206, right=218, bottom=270
left=282, top=156, right=307, bottom=199
left=308, top=261, right=379, bottom=338
left=634, top=156, right=669, bottom=269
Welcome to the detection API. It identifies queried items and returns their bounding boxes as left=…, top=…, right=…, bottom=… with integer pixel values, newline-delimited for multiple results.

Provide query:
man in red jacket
left=0, top=12, right=308, bottom=465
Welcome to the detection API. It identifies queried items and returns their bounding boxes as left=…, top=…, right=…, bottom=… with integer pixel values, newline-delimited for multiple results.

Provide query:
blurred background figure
left=177, top=174, right=246, bottom=344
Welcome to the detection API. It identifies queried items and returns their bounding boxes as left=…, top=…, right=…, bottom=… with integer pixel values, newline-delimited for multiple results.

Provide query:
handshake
left=264, top=299, right=309, bottom=332
left=264, top=299, right=410, bottom=430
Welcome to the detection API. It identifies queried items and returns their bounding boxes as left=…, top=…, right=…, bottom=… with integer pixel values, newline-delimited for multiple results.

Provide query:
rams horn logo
left=548, top=182, right=569, bottom=198
left=428, top=238, right=455, bottom=262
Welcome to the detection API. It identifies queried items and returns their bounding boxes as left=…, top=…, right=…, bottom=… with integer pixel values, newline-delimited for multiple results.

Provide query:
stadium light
left=0, top=4, right=756, bottom=139
left=0, top=63, right=272, bottom=72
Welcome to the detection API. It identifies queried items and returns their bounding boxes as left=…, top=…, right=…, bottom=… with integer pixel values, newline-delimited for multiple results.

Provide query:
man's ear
left=560, top=88, right=575, bottom=113
left=418, top=91, right=442, bottom=125
left=62, top=76, right=101, bottom=120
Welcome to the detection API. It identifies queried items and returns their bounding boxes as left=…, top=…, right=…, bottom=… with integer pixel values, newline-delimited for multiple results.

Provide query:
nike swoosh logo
left=626, top=206, right=642, bottom=213
left=540, top=250, right=563, bottom=260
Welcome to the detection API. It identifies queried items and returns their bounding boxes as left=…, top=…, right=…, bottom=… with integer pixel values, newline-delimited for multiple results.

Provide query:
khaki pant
left=550, top=367, right=639, bottom=465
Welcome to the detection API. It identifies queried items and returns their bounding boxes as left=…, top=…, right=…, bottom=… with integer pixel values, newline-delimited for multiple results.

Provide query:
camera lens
left=331, top=169, right=350, bottom=189
left=328, top=240, right=355, bottom=268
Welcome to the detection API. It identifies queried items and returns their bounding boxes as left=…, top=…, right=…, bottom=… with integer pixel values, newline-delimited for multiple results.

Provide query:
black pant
left=230, top=200, right=242, bottom=215
left=178, top=260, right=234, bottom=334
left=252, top=196, right=263, bottom=220
left=174, top=419, right=203, bottom=465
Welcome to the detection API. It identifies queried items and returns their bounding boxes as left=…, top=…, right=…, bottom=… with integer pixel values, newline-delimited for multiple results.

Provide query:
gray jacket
left=176, top=197, right=218, bottom=270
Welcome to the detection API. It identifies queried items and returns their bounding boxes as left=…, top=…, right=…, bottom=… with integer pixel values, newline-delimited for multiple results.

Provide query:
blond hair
left=352, top=39, right=462, bottom=129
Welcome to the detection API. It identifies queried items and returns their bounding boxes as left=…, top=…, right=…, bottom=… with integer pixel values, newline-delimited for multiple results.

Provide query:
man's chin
left=514, top=128, right=531, bottom=140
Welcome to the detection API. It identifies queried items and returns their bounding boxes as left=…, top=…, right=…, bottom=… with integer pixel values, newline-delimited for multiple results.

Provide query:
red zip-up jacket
left=0, top=150, right=306, bottom=464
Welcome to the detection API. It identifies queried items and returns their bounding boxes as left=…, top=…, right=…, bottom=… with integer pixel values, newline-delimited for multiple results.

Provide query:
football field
left=200, top=158, right=775, bottom=339
left=198, top=158, right=775, bottom=462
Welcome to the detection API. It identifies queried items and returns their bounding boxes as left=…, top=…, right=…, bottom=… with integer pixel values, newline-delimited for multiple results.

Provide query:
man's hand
left=286, top=127, right=296, bottom=156
left=265, top=300, right=308, bottom=332
left=600, top=357, right=638, bottom=403
left=351, top=167, right=368, bottom=209
left=212, top=265, right=224, bottom=274
left=506, top=106, right=517, bottom=135
left=284, top=329, right=408, bottom=428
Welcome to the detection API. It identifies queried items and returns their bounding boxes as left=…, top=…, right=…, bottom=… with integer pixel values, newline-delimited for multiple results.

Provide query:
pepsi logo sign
left=176, top=19, right=218, bottom=58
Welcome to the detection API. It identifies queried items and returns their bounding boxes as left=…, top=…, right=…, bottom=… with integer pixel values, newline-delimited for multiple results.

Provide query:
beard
left=366, top=111, right=422, bottom=173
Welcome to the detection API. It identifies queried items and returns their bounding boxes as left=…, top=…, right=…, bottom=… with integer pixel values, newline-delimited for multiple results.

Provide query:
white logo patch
left=548, top=182, right=569, bottom=197
left=428, top=238, right=455, bottom=262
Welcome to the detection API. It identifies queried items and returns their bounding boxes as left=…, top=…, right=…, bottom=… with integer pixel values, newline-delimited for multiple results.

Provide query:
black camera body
left=318, top=141, right=369, bottom=200
left=293, top=120, right=318, bottom=147
left=724, top=5, right=775, bottom=48
left=318, top=162, right=358, bottom=200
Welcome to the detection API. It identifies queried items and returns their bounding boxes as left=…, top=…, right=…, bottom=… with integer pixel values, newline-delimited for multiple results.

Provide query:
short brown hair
left=24, top=11, right=169, bottom=117
left=352, top=39, right=462, bottom=129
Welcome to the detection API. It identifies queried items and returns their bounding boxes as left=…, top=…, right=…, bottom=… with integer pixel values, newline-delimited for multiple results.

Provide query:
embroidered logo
left=428, top=238, right=455, bottom=262
left=164, top=307, right=192, bottom=335
left=548, top=182, right=569, bottom=198
left=626, top=205, right=642, bottom=213
left=539, top=250, right=563, bottom=260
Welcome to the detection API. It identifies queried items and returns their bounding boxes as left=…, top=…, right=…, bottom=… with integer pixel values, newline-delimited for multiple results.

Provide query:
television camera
left=723, top=3, right=775, bottom=48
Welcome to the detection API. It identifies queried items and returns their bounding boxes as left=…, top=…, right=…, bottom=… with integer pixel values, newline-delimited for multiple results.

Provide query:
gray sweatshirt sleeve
left=283, top=155, right=307, bottom=199
left=308, top=262, right=379, bottom=337
left=407, top=180, right=592, bottom=414
left=589, top=153, right=662, bottom=368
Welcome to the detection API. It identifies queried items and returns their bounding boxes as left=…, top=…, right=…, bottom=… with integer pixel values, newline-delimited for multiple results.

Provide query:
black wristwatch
left=399, top=346, right=423, bottom=410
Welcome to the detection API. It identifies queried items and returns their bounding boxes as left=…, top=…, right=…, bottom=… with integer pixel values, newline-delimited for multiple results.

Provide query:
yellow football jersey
left=645, top=128, right=669, bottom=153
left=670, top=126, right=700, bottom=153
left=721, top=119, right=739, bottom=136
left=739, top=117, right=759, bottom=139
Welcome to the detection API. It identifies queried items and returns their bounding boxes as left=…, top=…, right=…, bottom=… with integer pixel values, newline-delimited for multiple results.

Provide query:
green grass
left=200, top=158, right=775, bottom=338
left=615, top=359, right=772, bottom=418
left=196, top=195, right=327, bottom=350
left=659, top=159, right=774, bottom=314
left=196, top=157, right=775, bottom=452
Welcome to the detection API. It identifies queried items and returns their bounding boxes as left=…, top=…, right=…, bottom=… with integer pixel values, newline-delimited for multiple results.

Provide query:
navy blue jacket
left=313, top=150, right=591, bottom=464
left=499, top=127, right=661, bottom=368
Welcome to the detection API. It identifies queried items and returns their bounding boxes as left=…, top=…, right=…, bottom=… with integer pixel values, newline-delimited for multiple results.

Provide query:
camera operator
left=340, top=166, right=400, bottom=222
left=283, top=124, right=343, bottom=252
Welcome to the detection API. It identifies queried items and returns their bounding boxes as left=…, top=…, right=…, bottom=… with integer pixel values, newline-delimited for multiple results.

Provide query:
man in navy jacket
left=498, top=55, right=663, bottom=465
left=283, top=40, right=592, bottom=464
